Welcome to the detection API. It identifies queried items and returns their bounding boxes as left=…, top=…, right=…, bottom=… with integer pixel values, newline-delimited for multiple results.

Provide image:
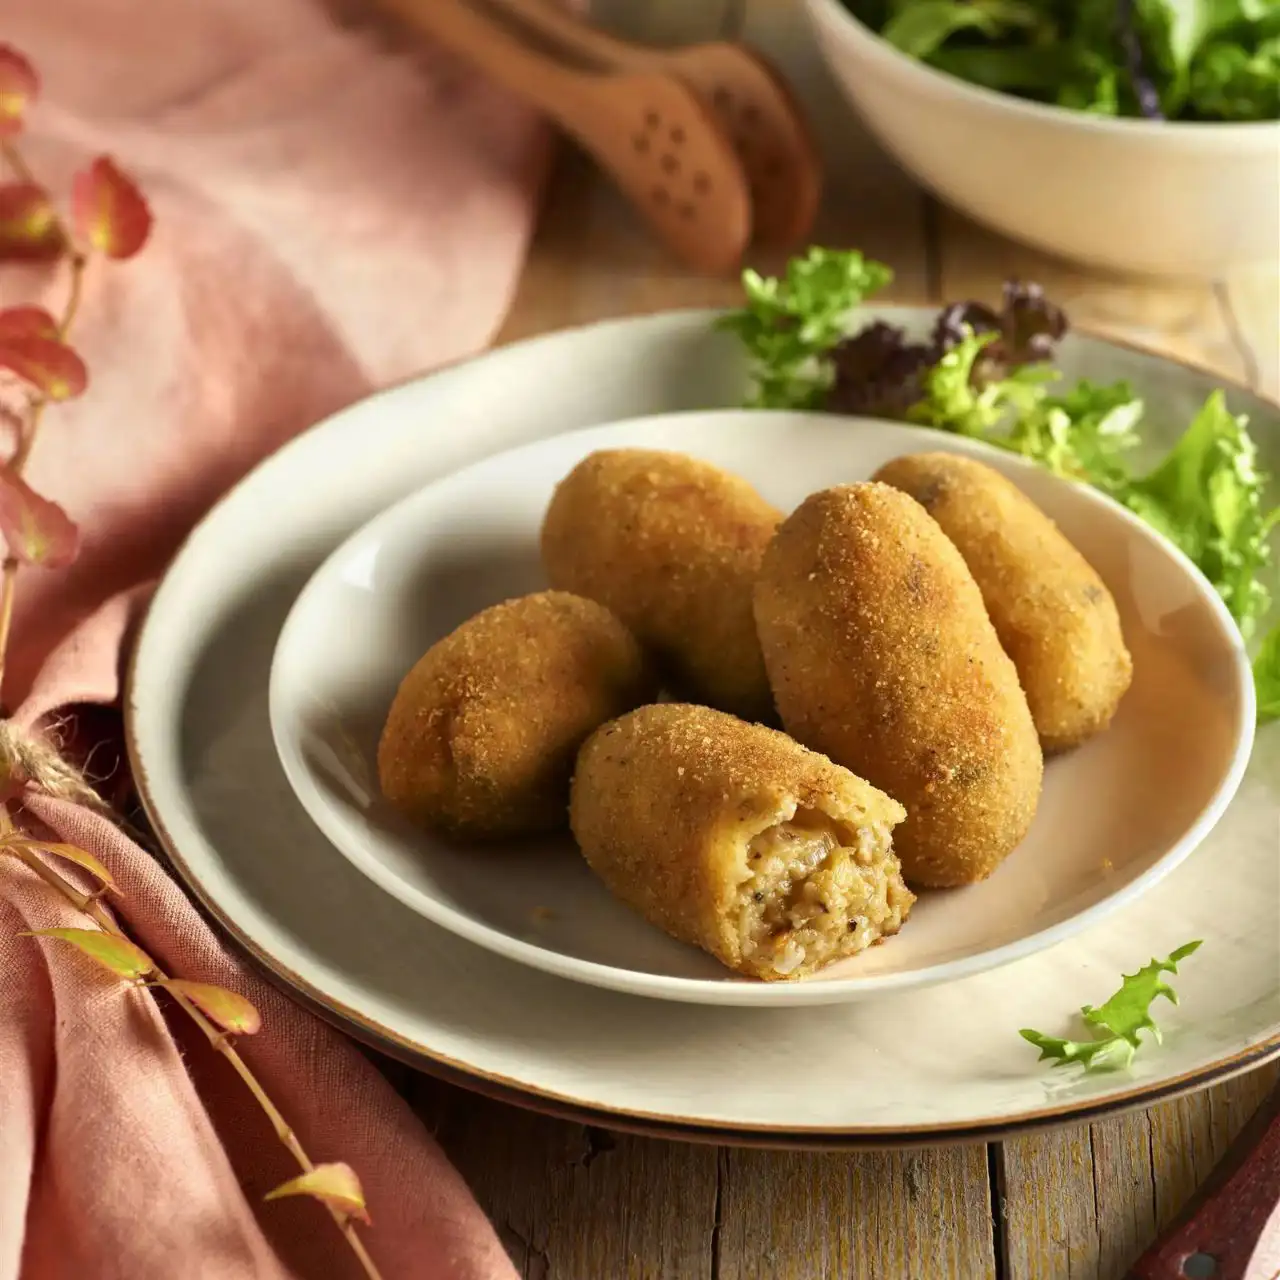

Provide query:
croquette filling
left=738, top=810, right=909, bottom=977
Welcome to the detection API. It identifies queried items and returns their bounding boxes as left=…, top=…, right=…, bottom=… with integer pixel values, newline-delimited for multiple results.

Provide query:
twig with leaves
left=0, top=44, right=381, bottom=1279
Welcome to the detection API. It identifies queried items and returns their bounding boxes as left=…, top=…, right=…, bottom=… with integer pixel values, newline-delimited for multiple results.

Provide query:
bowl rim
left=804, top=0, right=1280, bottom=139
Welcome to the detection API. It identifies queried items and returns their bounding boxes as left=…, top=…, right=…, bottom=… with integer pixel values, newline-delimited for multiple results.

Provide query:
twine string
left=0, top=719, right=114, bottom=816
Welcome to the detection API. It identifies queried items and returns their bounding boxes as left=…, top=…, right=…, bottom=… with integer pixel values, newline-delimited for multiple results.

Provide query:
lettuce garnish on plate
left=716, top=249, right=893, bottom=410
left=1123, top=390, right=1277, bottom=635
left=1254, top=624, right=1280, bottom=720
left=1020, top=940, right=1202, bottom=1072
left=717, top=247, right=1280, bottom=718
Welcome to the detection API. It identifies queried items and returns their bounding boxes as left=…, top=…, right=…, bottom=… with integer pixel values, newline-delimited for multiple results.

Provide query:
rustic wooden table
left=380, top=1, right=1280, bottom=1275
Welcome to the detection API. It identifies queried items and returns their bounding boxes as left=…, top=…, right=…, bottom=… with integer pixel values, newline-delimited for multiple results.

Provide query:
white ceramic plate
left=268, top=411, right=1253, bottom=1006
left=127, top=308, right=1280, bottom=1141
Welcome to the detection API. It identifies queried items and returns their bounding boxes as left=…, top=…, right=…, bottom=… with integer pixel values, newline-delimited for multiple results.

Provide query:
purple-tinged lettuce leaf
left=826, top=321, right=937, bottom=419
left=933, top=280, right=1069, bottom=380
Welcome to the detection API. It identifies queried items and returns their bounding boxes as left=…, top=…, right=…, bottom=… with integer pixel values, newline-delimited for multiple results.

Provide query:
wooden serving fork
left=376, top=0, right=754, bottom=275
left=486, top=0, right=822, bottom=246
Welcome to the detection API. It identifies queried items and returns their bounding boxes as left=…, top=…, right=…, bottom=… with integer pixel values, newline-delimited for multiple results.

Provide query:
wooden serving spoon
left=376, top=0, right=752, bottom=275
left=488, top=0, right=822, bottom=247
left=1128, top=1074, right=1280, bottom=1279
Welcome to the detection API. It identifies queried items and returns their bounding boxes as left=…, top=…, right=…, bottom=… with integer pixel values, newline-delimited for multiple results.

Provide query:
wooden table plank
left=412, top=1080, right=719, bottom=1280
left=1220, top=267, right=1280, bottom=401
left=994, top=1068, right=1280, bottom=1280
left=997, top=1112, right=1162, bottom=1280
left=717, top=1145, right=995, bottom=1280
left=1089, top=1112, right=1159, bottom=1278
left=1149, top=1066, right=1280, bottom=1233
left=996, top=1125, right=1106, bottom=1280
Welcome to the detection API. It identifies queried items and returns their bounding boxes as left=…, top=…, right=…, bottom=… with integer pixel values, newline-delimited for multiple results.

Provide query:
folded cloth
left=0, top=0, right=548, bottom=1274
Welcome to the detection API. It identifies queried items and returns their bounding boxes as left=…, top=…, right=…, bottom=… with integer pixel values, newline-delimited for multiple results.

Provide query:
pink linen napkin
left=0, top=0, right=550, bottom=1275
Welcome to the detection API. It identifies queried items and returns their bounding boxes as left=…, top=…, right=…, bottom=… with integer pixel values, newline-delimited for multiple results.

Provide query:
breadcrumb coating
left=874, top=452, right=1132, bottom=751
left=754, top=482, right=1043, bottom=887
left=378, top=591, right=655, bottom=839
left=571, top=703, right=913, bottom=980
left=540, top=448, right=782, bottom=721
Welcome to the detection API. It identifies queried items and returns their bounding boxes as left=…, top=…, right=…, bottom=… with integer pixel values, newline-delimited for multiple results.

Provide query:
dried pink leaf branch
left=2, top=825, right=380, bottom=1275
left=0, top=43, right=383, bottom=1280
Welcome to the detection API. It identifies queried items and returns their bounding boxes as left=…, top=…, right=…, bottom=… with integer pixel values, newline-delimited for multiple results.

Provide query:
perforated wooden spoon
left=377, top=0, right=752, bottom=275
left=487, top=0, right=822, bottom=246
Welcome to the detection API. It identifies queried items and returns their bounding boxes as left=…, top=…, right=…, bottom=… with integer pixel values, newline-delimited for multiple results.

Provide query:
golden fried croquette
left=570, top=703, right=913, bottom=981
left=378, top=591, right=655, bottom=839
left=873, top=451, right=1132, bottom=752
left=540, top=449, right=782, bottom=721
left=754, top=482, right=1043, bottom=888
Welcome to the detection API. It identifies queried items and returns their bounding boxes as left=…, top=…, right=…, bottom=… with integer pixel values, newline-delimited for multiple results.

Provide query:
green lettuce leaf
left=1189, top=34, right=1280, bottom=118
left=715, top=247, right=893, bottom=410
left=927, top=44, right=1092, bottom=92
left=882, top=0, right=1047, bottom=58
left=1144, top=0, right=1220, bottom=70
left=1021, top=941, right=1202, bottom=1072
left=1254, top=623, right=1280, bottom=721
left=1120, top=391, right=1276, bottom=637
left=1018, top=380, right=1144, bottom=491
left=904, top=331, right=1041, bottom=438
left=905, top=330, right=1141, bottom=486
left=1138, top=0, right=1270, bottom=77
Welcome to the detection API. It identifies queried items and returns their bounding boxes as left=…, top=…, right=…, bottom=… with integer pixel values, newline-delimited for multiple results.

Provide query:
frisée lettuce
left=1020, top=941, right=1203, bottom=1072
left=1254, top=624, right=1280, bottom=720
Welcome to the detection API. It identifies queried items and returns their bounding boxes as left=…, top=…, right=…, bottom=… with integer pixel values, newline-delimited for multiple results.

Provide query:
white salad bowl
left=802, top=0, right=1280, bottom=278
left=267, top=409, right=1255, bottom=1008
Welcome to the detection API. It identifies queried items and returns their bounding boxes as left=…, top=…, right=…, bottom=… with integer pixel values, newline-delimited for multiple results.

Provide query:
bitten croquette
left=754, top=482, right=1043, bottom=888
left=873, top=451, right=1132, bottom=752
left=377, top=591, right=656, bottom=839
left=570, top=704, right=914, bottom=980
left=540, top=448, right=782, bottom=721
